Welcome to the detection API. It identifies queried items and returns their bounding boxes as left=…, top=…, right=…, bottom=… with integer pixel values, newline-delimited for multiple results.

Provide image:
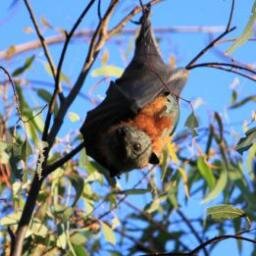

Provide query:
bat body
left=81, top=8, right=188, bottom=176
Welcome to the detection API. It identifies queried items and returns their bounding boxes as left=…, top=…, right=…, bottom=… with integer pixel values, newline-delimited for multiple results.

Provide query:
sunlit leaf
left=207, top=204, right=247, bottom=221
left=178, top=167, right=189, bottom=198
left=0, top=141, right=9, bottom=164
left=167, top=142, right=179, bottom=164
left=91, top=65, right=123, bottom=78
left=226, top=1, right=256, bottom=54
left=68, top=112, right=80, bottom=122
left=101, top=50, right=109, bottom=65
left=12, top=55, right=35, bottom=77
left=44, top=63, right=70, bottom=84
left=202, top=167, right=227, bottom=203
left=197, top=157, right=216, bottom=190
left=70, top=232, right=87, bottom=245
left=0, top=211, right=21, bottom=225
left=146, top=198, right=160, bottom=214
left=57, top=231, right=67, bottom=249
left=6, top=45, right=16, bottom=59
left=28, top=222, right=48, bottom=237
left=101, top=221, right=116, bottom=245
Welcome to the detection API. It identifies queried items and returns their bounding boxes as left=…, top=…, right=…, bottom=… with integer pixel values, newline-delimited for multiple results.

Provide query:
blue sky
left=0, top=0, right=255, bottom=255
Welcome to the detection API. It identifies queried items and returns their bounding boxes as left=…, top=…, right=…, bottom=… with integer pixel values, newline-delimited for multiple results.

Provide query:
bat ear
left=149, top=152, right=159, bottom=165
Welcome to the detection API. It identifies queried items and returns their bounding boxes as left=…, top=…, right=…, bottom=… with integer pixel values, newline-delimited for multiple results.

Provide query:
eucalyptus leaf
left=236, top=127, right=256, bottom=154
left=91, top=65, right=123, bottom=78
left=207, top=204, right=246, bottom=221
left=12, top=55, right=35, bottom=77
left=101, top=221, right=116, bottom=245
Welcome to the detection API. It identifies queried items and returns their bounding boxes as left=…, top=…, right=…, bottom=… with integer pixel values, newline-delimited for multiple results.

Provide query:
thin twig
left=23, top=0, right=56, bottom=79
left=177, top=209, right=209, bottom=256
left=0, top=66, right=23, bottom=124
left=189, top=234, right=256, bottom=255
left=108, top=0, right=162, bottom=37
left=55, top=0, right=96, bottom=99
left=42, top=0, right=96, bottom=142
left=47, top=0, right=119, bottom=148
left=190, top=64, right=256, bottom=82
left=226, top=0, right=235, bottom=31
left=97, top=0, right=102, bottom=20
left=190, top=62, right=256, bottom=76
left=186, top=27, right=236, bottom=69
left=186, top=0, right=236, bottom=68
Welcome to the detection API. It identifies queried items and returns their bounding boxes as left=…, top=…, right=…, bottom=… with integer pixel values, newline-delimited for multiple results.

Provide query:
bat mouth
left=149, top=152, right=159, bottom=165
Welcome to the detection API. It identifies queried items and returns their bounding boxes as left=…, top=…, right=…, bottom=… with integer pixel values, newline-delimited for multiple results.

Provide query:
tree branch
left=0, top=26, right=225, bottom=60
left=42, top=142, right=85, bottom=177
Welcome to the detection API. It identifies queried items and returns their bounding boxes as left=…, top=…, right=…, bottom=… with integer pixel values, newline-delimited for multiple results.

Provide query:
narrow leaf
left=230, top=95, right=256, bottom=109
left=12, top=55, right=35, bottom=76
left=197, top=157, right=216, bottom=190
left=101, top=222, right=116, bottom=245
left=185, top=112, right=199, bottom=136
left=236, top=127, right=256, bottom=154
left=207, top=204, right=246, bottom=221
left=119, top=189, right=149, bottom=195
left=91, top=65, right=123, bottom=78
left=202, top=167, right=227, bottom=203
left=226, top=1, right=256, bottom=54
left=68, top=112, right=80, bottom=122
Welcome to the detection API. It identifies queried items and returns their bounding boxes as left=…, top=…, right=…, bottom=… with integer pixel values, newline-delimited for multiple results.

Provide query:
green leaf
left=28, top=222, right=49, bottom=238
left=70, top=232, right=87, bottom=245
left=57, top=231, right=67, bottom=249
left=0, top=141, right=9, bottom=164
left=236, top=127, right=256, bottom=154
left=197, top=157, right=216, bottom=190
left=207, top=204, right=246, bottom=221
left=68, top=175, right=84, bottom=207
left=68, top=112, right=80, bottom=122
left=12, top=55, right=35, bottom=76
left=202, top=167, right=227, bottom=204
left=101, top=221, right=116, bottom=245
left=16, top=85, right=44, bottom=142
left=185, top=112, right=198, bottom=136
left=230, top=95, right=256, bottom=109
left=21, top=139, right=32, bottom=161
left=146, top=198, right=161, bottom=214
left=226, top=1, right=256, bottom=54
left=37, top=88, right=59, bottom=115
left=44, top=63, right=70, bottom=84
left=0, top=211, right=22, bottom=225
left=119, top=189, right=149, bottom=195
left=72, top=244, right=89, bottom=256
left=91, top=65, right=124, bottom=78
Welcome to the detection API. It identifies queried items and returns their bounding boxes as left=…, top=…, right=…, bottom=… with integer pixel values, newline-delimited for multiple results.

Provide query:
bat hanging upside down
left=80, top=6, right=189, bottom=177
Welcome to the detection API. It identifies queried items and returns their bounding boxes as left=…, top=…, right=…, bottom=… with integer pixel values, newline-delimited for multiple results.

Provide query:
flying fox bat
left=80, top=7, right=189, bottom=177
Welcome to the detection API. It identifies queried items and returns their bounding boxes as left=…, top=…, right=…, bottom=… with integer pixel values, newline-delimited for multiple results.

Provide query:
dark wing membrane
left=80, top=81, right=135, bottom=166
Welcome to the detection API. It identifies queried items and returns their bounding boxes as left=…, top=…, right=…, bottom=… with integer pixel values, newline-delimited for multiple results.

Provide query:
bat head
left=103, top=124, right=159, bottom=176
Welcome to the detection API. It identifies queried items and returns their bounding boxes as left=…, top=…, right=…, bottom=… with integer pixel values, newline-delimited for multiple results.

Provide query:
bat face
left=80, top=8, right=188, bottom=177
left=101, top=124, right=158, bottom=177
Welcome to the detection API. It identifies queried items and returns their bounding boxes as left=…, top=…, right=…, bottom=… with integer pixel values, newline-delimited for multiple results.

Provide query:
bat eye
left=133, top=143, right=141, bottom=151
